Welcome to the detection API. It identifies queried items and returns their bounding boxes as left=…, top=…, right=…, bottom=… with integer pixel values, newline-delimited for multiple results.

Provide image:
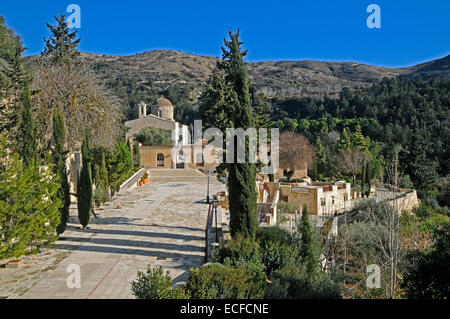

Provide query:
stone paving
left=0, top=169, right=225, bottom=299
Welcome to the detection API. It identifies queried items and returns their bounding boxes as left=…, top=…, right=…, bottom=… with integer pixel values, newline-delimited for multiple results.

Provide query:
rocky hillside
left=81, top=50, right=450, bottom=99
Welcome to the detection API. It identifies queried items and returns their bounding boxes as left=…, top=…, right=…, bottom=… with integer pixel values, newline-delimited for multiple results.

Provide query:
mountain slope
left=80, top=50, right=449, bottom=100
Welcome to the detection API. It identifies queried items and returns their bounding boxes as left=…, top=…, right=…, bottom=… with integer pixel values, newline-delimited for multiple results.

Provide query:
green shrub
left=186, top=263, right=265, bottom=299
left=401, top=224, right=450, bottom=299
left=256, top=226, right=293, bottom=246
left=260, top=240, right=299, bottom=275
left=0, top=137, right=62, bottom=259
left=131, top=266, right=188, bottom=299
left=94, top=184, right=109, bottom=208
left=266, top=266, right=341, bottom=299
left=215, top=235, right=265, bottom=276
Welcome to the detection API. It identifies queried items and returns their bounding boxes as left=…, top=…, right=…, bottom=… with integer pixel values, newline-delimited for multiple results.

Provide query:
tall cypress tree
left=132, top=141, right=141, bottom=168
left=78, top=131, right=93, bottom=229
left=52, top=110, right=71, bottom=234
left=17, top=83, right=37, bottom=166
left=298, top=205, right=317, bottom=275
left=219, top=30, right=258, bottom=239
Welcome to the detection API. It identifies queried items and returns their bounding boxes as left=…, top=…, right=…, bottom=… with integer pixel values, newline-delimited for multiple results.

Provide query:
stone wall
left=388, top=189, right=420, bottom=213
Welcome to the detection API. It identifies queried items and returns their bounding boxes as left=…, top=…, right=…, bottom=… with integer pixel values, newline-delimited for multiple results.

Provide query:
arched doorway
left=176, top=150, right=185, bottom=169
left=157, top=153, right=164, bottom=167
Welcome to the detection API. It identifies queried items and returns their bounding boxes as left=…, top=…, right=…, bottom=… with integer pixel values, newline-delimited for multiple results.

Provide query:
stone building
left=258, top=180, right=352, bottom=216
left=139, top=141, right=217, bottom=171
left=124, top=97, right=190, bottom=145
left=125, top=97, right=218, bottom=170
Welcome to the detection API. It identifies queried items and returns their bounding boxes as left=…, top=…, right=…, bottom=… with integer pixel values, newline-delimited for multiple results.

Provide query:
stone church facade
left=124, top=97, right=190, bottom=145
left=124, top=97, right=217, bottom=170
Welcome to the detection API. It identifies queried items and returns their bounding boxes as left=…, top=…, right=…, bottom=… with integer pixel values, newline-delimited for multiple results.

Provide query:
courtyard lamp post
left=213, top=199, right=219, bottom=243
left=206, top=171, right=210, bottom=204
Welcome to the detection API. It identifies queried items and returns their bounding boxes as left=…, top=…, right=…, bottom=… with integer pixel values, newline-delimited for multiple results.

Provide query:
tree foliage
left=77, top=132, right=93, bottom=229
left=0, top=136, right=61, bottom=258
left=51, top=110, right=71, bottom=234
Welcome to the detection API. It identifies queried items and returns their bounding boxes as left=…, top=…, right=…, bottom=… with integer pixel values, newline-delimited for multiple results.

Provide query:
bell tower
left=138, top=101, right=147, bottom=118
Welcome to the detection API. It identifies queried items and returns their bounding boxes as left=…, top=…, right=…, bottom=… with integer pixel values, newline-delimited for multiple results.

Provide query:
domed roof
left=156, top=96, right=173, bottom=107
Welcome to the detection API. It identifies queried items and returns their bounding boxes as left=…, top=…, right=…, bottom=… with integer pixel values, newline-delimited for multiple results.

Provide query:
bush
left=260, top=240, right=299, bottom=275
left=266, top=266, right=341, bottom=299
left=401, top=224, right=450, bottom=299
left=0, top=137, right=62, bottom=259
left=215, top=235, right=265, bottom=276
left=94, top=184, right=109, bottom=208
left=186, top=263, right=265, bottom=299
left=256, top=226, right=293, bottom=247
left=131, top=266, right=188, bottom=299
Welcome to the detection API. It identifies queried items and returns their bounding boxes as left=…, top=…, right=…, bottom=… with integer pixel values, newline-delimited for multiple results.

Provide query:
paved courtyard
left=0, top=169, right=225, bottom=299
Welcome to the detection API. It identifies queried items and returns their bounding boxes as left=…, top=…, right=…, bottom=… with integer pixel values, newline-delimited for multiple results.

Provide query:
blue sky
left=1, top=0, right=449, bottom=67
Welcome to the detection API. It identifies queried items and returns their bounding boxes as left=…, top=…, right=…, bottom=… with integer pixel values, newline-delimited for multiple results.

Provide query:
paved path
left=0, top=169, right=225, bottom=299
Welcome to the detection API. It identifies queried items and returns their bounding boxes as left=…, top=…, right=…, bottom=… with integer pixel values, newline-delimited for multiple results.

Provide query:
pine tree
left=0, top=135, right=62, bottom=259
left=17, top=83, right=37, bottom=166
left=253, top=93, right=273, bottom=180
left=338, top=127, right=351, bottom=152
left=351, top=125, right=369, bottom=152
left=218, top=30, right=258, bottom=239
left=44, top=14, right=81, bottom=65
left=77, top=131, right=93, bottom=229
left=253, top=94, right=271, bottom=130
left=51, top=110, right=71, bottom=234
left=405, top=119, right=438, bottom=198
left=0, top=17, right=27, bottom=140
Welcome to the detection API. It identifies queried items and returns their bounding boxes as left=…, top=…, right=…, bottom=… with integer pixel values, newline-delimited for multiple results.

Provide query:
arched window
left=157, top=153, right=164, bottom=167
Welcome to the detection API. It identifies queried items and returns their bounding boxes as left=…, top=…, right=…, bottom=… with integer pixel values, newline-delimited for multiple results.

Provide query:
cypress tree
left=17, top=84, right=37, bottom=166
left=365, top=160, right=372, bottom=197
left=52, top=110, right=71, bottom=234
left=314, top=137, right=327, bottom=176
left=100, top=149, right=109, bottom=187
left=133, top=141, right=141, bottom=168
left=219, top=30, right=258, bottom=239
left=298, top=205, right=317, bottom=275
left=127, top=138, right=131, bottom=151
left=77, top=131, right=93, bottom=229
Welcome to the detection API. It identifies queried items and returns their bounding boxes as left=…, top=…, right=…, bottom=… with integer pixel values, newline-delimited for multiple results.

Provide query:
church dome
left=156, top=96, right=173, bottom=107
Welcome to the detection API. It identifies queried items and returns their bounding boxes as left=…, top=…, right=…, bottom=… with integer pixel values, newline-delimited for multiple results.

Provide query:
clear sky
left=1, top=0, right=449, bottom=67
